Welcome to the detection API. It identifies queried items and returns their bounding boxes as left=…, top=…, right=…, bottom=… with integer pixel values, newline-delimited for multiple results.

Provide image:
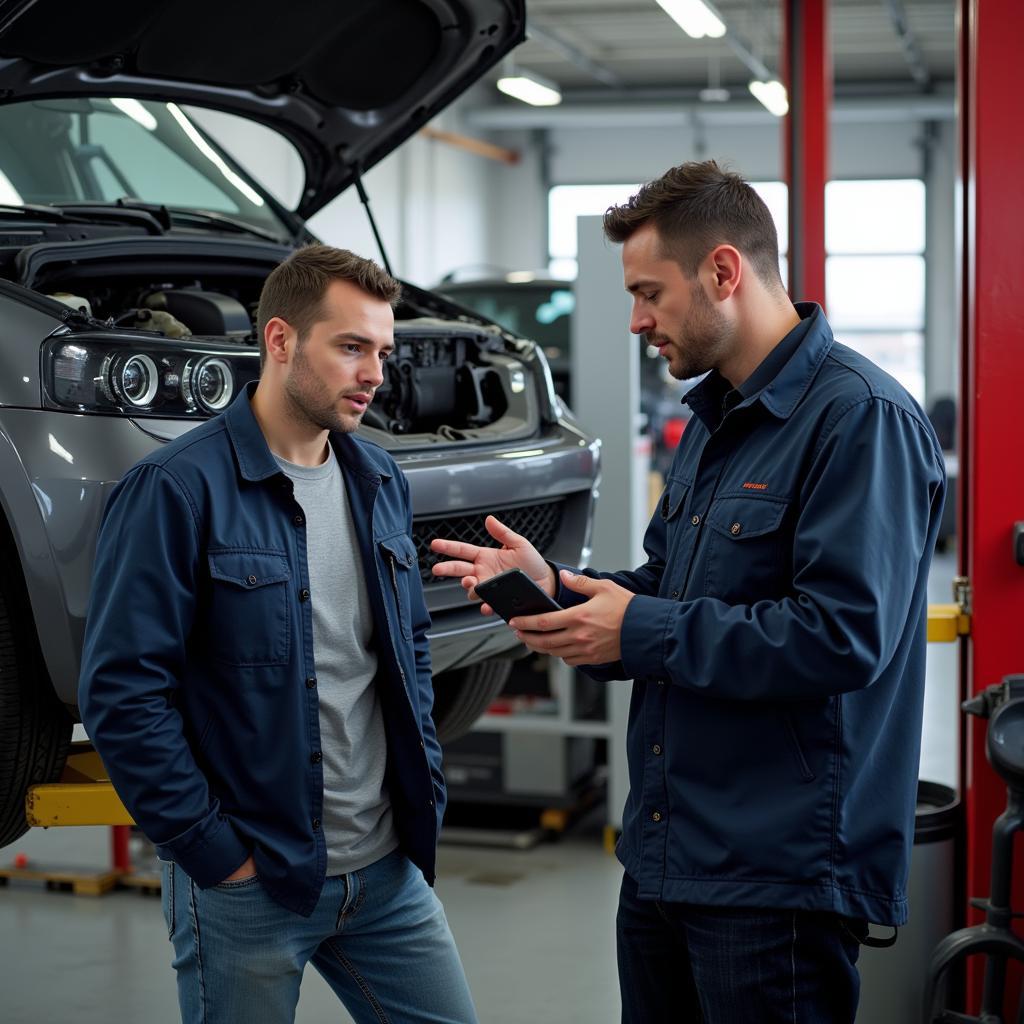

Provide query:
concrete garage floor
left=0, top=553, right=959, bottom=1024
left=0, top=830, right=621, bottom=1024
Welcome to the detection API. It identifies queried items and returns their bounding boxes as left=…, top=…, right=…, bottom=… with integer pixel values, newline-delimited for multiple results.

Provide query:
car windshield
left=0, top=98, right=292, bottom=240
left=444, top=283, right=574, bottom=366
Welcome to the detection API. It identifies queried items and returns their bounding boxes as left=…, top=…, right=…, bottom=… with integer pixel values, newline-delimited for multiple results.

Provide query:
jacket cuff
left=547, top=560, right=587, bottom=609
left=154, top=808, right=250, bottom=889
left=620, top=594, right=673, bottom=680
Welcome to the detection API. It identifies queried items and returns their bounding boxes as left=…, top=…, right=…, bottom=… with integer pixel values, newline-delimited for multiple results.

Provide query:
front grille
left=413, top=499, right=566, bottom=584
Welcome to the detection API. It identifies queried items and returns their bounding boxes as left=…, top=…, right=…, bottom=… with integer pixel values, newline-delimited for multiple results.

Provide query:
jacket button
left=652, top=744, right=662, bottom=755
left=691, top=514, right=701, bottom=526
left=428, top=799, right=434, bottom=808
left=294, top=513, right=305, bottom=526
left=306, top=676, right=317, bottom=689
left=247, top=575, right=257, bottom=586
left=671, top=590, right=679, bottom=599
left=299, top=588, right=310, bottom=602
left=652, top=811, right=662, bottom=822
left=310, top=751, right=322, bottom=764
left=311, top=818, right=320, bottom=831
left=730, top=522, right=742, bottom=536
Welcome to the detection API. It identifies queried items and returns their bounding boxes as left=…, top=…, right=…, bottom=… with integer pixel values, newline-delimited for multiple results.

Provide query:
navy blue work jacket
left=557, top=304, right=945, bottom=925
left=79, top=383, right=444, bottom=917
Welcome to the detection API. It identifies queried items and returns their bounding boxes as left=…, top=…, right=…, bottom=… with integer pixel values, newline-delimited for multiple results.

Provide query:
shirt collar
left=684, top=302, right=833, bottom=428
left=224, top=381, right=391, bottom=484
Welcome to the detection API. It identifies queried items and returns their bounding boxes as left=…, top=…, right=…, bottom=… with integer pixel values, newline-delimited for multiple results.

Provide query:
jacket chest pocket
left=703, top=496, right=789, bottom=604
left=378, top=532, right=419, bottom=641
left=659, top=476, right=692, bottom=565
left=207, top=550, right=291, bottom=666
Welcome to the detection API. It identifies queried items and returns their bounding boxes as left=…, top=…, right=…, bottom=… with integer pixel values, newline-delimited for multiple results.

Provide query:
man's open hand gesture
left=430, top=515, right=555, bottom=615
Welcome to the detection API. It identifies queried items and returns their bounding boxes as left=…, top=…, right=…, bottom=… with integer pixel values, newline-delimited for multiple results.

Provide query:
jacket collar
left=756, top=303, right=834, bottom=419
left=684, top=302, right=834, bottom=426
left=225, top=381, right=392, bottom=484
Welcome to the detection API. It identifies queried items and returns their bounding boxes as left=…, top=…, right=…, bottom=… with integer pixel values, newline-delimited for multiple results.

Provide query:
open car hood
left=0, top=0, right=524, bottom=218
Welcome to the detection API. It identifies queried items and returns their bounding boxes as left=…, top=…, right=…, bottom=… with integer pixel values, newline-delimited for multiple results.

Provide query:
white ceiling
left=497, top=0, right=955, bottom=98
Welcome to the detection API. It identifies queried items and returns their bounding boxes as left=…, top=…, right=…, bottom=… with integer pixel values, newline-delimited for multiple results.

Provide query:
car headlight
left=43, top=336, right=258, bottom=417
left=182, top=356, right=234, bottom=413
left=102, top=352, right=160, bottom=408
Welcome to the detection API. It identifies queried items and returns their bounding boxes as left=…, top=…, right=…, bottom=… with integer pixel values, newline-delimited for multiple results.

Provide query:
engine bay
left=15, top=243, right=546, bottom=441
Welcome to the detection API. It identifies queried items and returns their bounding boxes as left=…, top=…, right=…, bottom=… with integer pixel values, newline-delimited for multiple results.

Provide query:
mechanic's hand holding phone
left=430, top=515, right=635, bottom=668
left=475, top=569, right=563, bottom=622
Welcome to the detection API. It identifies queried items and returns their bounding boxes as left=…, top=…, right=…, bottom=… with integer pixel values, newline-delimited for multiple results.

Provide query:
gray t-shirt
left=274, top=446, right=397, bottom=876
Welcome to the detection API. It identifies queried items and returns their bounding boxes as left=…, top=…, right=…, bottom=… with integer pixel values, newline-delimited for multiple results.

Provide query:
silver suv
left=0, top=0, right=599, bottom=847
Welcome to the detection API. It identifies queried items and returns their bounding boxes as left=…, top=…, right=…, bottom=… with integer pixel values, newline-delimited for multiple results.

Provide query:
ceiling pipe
left=883, top=0, right=932, bottom=88
left=526, top=20, right=623, bottom=88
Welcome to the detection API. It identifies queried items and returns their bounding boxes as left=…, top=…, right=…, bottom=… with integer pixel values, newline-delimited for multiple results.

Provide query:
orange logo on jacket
left=742, top=482, right=768, bottom=490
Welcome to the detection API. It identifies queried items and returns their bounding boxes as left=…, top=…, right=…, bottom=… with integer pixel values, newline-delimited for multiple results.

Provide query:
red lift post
left=959, top=0, right=1024, bottom=1014
left=783, top=0, right=829, bottom=306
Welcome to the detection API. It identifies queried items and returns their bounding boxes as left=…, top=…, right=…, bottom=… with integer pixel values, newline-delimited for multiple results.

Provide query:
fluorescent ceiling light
left=748, top=79, right=789, bottom=117
left=698, top=87, right=730, bottom=103
left=111, top=98, right=157, bottom=131
left=655, top=0, right=726, bottom=39
left=497, top=70, right=561, bottom=107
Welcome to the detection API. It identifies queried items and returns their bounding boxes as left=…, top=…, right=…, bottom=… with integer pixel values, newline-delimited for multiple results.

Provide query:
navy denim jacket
left=557, top=305, right=946, bottom=925
left=79, top=384, right=444, bottom=917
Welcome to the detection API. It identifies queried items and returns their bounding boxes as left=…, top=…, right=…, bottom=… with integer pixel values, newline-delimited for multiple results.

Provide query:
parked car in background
left=438, top=273, right=692, bottom=478
left=0, top=0, right=601, bottom=848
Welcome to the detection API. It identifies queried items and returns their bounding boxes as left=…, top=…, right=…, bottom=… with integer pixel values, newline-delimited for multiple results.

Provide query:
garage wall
left=540, top=119, right=926, bottom=184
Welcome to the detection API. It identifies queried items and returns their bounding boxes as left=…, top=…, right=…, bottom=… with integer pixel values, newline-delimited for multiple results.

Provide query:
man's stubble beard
left=649, top=282, right=734, bottom=382
left=284, top=340, right=363, bottom=435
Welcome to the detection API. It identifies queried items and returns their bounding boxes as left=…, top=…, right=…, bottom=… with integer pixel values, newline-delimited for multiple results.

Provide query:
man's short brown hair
left=603, top=160, right=784, bottom=290
left=256, top=244, right=401, bottom=367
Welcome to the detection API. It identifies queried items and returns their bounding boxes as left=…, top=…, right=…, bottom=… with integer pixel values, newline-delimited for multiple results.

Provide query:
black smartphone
left=474, top=568, right=563, bottom=623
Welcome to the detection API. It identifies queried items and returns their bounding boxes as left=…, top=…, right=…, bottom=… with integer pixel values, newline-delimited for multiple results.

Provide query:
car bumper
left=0, top=408, right=598, bottom=707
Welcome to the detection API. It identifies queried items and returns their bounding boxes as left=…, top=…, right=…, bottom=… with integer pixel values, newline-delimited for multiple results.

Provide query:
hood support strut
left=354, top=170, right=393, bottom=277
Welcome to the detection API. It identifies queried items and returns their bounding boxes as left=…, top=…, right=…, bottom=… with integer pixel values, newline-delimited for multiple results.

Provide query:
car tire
left=0, top=548, right=73, bottom=848
left=431, top=658, right=514, bottom=745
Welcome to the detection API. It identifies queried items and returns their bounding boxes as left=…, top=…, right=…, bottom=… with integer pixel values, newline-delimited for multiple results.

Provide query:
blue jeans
left=161, top=849, right=478, bottom=1024
left=616, top=871, right=866, bottom=1023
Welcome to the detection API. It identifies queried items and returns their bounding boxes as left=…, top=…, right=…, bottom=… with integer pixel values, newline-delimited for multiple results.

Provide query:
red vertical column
left=783, top=0, right=830, bottom=306
left=959, top=0, right=1024, bottom=1014
left=110, top=824, right=131, bottom=873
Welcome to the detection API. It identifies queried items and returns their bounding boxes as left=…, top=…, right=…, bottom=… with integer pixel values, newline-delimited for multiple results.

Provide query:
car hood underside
left=0, top=0, right=525, bottom=217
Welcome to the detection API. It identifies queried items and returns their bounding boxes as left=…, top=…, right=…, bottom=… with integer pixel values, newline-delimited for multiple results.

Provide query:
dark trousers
left=616, top=871, right=865, bottom=1024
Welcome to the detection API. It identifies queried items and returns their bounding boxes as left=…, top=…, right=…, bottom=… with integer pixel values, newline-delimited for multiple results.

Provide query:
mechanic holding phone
left=430, top=160, right=946, bottom=1024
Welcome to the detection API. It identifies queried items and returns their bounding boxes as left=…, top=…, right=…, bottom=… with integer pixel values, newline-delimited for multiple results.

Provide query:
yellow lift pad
left=25, top=743, right=133, bottom=827
left=926, top=603, right=972, bottom=644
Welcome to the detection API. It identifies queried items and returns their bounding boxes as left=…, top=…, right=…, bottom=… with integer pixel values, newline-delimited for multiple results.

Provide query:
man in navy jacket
left=432, top=162, right=945, bottom=1023
left=80, top=245, right=477, bottom=1024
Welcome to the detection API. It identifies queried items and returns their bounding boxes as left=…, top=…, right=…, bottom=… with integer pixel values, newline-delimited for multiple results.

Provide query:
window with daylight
left=825, top=179, right=926, bottom=402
